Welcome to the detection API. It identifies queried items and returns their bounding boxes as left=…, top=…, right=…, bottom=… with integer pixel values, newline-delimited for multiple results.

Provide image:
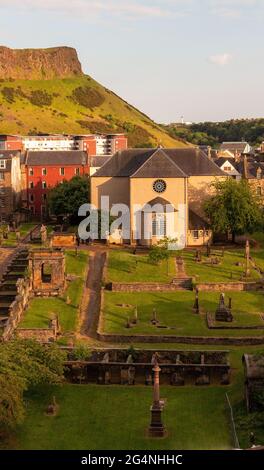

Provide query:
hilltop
left=0, top=46, right=187, bottom=147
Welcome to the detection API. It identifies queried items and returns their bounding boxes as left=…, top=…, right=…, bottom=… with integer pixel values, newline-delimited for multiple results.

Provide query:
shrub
left=29, top=90, right=53, bottom=107
left=71, top=86, right=105, bottom=109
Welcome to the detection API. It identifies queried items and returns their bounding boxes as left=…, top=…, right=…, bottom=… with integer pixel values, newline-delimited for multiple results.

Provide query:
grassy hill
left=0, top=75, right=188, bottom=148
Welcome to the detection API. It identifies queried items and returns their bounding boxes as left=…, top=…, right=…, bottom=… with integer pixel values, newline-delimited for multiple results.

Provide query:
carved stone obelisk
left=148, top=354, right=166, bottom=437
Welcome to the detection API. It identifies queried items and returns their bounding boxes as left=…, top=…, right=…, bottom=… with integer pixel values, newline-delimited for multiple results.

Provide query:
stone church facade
left=91, top=148, right=226, bottom=247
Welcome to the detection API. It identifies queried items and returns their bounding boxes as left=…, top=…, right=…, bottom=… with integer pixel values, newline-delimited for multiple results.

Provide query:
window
left=193, top=230, right=199, bottom=240
left=152, top=213, right=166, bottom=237
left=153, top=179, right=167, bottom=193
left=42, top=181, right=47, bottom=189
left=29, top=168, right=34, bottom=176
left=0, top=172, right=4, bottom=180
left=60, top=167, right=65, bottom=176
left=75, top=168, right=80, bottom=176
left=29, top=181, right=34, bottom=189
left=30, top=206, right=35, bottom=214
left=42, top=193, right=47, bottom=202
left=42, top=168, right=47, bottom=176
left=0, top=160, right=6, bottom=169
left=29, top=194, right=34, bottom=203
left=223, top=166, right=232, bottom=172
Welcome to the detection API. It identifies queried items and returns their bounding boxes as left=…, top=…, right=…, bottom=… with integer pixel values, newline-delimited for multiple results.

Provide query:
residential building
left=25, top=150, right=89, bottom=218
left=0, top=150, right=22, bottom=221
left=91, top=148, right=226, bottom=247
left=219, top=141, right=252, bottom=157
left=214, top=157, right=241, bottom=180
left=0, top=133, right=127, bottom=156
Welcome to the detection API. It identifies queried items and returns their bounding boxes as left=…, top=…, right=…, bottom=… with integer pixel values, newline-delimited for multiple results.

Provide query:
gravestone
left=215, top=293, right=233, bottom=322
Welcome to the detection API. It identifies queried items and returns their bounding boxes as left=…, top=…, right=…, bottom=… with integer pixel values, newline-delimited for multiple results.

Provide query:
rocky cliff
left=0, top=46, right=83, bottom=80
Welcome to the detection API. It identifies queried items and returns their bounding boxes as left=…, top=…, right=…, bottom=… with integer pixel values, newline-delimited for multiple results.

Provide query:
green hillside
left=0, top=75, right=188, bottom=148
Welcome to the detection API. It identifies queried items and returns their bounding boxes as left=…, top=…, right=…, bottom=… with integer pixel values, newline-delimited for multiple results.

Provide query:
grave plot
left=101, top=291, right=264, bottom=337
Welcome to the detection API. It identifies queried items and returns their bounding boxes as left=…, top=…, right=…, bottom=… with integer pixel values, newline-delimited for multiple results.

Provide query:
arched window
left=152, top=213, right=166, bottom=237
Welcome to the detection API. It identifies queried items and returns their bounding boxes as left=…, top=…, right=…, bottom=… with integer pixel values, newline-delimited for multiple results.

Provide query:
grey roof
left=90, top=156, right=111, bottom=168
left=0, top=150, right=21, bottom=159
left=26, top=151, right=88, bottom=166
left=236, top=160, right=264, bottom=179
left=189, top=209, right=210, bottom=230
left=131, top=149, right=188, bottom=178
left=94, top=148, right=225, bottom=178
left=220, top=142, right=249, bottom=154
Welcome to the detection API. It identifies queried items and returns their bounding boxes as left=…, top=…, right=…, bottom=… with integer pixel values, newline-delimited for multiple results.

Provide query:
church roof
left=93, top=148, right=225, bottom=178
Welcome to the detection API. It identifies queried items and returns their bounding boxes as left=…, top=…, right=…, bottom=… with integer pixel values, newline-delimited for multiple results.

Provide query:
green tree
left=148, top=237, right=177, bottom=265
left=0, top=339, right=66, bottom=433
left=204, top=179, right=263, bottom=242
left=48, top=176, right=90, bottom=223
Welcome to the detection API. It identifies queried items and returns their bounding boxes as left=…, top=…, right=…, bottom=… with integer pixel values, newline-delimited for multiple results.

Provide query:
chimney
left=208, top=146, right=212, bottom=160
left=242, top=155, right=248, bottom=179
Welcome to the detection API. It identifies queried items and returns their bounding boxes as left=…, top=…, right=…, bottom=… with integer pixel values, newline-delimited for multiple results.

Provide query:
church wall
left=188, top=175, right=226, bottom=217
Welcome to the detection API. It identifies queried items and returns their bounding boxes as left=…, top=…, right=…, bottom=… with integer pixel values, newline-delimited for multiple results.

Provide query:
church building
left=91, top=147, right=225, bottom=247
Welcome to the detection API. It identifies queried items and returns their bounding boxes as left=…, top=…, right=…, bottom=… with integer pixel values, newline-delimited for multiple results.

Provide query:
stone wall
left=109, top=280, right=192, bottom=292
left=2, top=277, right=31, bottom=341
left=196, top=281, right=263, bottom=292
left=97, top=331, right=264, bottom=345
left=16, top=318, right=59, bottom=342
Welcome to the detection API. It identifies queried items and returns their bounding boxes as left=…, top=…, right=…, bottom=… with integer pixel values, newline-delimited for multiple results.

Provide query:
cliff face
left=0, top=46, right=83, bottom=80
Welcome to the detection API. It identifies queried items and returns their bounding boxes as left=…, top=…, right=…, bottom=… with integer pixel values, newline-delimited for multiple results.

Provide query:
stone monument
left=245, top=239, right=251, bottom=277
left=148, top=354, right=166, bottom=437
left=215, top=293, right=233, bottom=322
left=40, top=224, right=48, bottom=245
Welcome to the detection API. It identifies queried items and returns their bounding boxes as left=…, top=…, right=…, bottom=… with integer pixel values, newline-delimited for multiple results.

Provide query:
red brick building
left=0, top=135, right=23, bottom=151
left=25, top=151, right=89, bottom=218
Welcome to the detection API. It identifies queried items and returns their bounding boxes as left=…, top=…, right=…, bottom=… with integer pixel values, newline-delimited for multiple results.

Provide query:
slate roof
left=26, top=151, right=88, bottom=166
left=220, top=142, right=250, bottom=154
left=94, top=148, right=225, bottom=178
left=236, top=160, right=264, bottom=179
left=90, top=156, right=111, bottom=168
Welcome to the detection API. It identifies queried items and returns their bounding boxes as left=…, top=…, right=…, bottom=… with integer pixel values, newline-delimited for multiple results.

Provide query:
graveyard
left=1, top=232, right=264, bottom=451
left=102, top=290, right=264, bottom=337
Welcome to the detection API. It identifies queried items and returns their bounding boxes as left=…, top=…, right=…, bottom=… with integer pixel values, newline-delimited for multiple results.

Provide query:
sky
left=0, top=0, right=264, bottom=123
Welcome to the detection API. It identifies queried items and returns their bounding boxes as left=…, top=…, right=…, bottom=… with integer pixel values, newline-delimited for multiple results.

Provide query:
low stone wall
left=97, top=331, right=264, bottom=345
left=2, top=277, right=31, bottom=341
left=16, top=317, right=60, bottom=342
left=196, top=281, right=263, bottom=292
left=109, top=280, right=192, bottom=292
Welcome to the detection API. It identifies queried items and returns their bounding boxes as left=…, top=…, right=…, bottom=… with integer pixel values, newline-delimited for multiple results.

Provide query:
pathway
left=79, top=247, right=107, bottom=339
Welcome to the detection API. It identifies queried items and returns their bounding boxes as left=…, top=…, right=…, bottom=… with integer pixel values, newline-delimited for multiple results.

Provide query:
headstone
left=151, top=308, right=158, bottom=325
left=245, top=239, right=251, bottom=277
left=206, top=242, right=211, bottom=257
left=193, top=288, right=200, bottom=314
left=171, top=372, right=185, bottom=386
left=132, top=306, right=138, bottom=324
left=215, top=293, right=233, bottom=322
left=148, top=354, right=166, bottom=437
left=40, top=224, right=48, bottom=245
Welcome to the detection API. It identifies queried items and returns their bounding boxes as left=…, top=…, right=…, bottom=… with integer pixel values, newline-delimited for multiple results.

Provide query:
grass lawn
left=182, top=249, right=261, bottom=283
left=107, top=249, right=175, bottom=283
left=102, top=291, right=264, bottom=336
left=10, top=384, right=231, bottom=450
left=1, top=223, right=38, bottom=247
left=20, top=250, right=88, bottom=333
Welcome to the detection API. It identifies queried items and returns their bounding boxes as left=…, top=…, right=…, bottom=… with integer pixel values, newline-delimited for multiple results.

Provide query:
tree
left=48, top=176, right=90, bottom=224
left=148, top=237, right=177, bottom=265
left=204, top=179, right=263, bottom=242
left=0, top=339, right=66, bottom=433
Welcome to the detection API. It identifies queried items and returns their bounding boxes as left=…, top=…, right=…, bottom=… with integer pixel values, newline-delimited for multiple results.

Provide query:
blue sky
left=0, top=0, right=264, bottom=123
